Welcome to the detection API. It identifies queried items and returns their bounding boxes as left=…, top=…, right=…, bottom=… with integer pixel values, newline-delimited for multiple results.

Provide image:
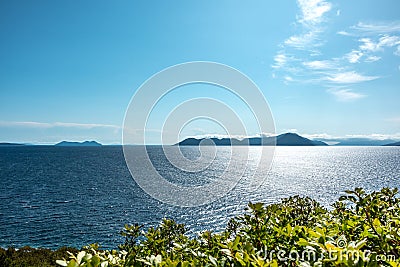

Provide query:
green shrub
left=4, top=187, right=399, bottom=266
left=58, top=188, right=400, bottom=266
left=0, top=246, right=78, bottom=267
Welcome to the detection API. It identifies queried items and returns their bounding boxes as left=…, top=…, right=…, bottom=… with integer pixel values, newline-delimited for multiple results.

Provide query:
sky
left=0, top=0, right=399, bottom=144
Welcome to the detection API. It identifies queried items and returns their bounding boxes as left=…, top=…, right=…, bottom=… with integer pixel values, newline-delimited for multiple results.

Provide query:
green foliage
left=4, top=187, right=400, bottom=266
left=0, top=246, right=78, bottom=267
left=57, top=188, right=400, bottom=266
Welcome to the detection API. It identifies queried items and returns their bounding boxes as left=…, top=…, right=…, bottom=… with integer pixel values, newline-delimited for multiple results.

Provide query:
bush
left=57, top=187, right=400, bottom=266
left=0, top=246, right=78, bottom=267
left=4, top=187, right=399, bottom=266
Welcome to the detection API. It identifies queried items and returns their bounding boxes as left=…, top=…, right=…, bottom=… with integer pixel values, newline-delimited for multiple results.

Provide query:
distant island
left=324, top=138, right=398, bottom=146
left=54, top=141, right=102, bottom=147
left=0, top=142, right=25, bottom=146
left=383, top=141, right=400, bottom=146
left=177, top=133, right=328, bottom=146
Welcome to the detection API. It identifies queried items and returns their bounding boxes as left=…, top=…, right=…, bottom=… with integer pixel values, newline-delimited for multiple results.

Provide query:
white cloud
left=303, top=60, right=336, bottom=69
left=337, top=30, right=352, bottom=36
left=272, top=1, right=387, bottom=104
left=297, top=0, right=332, bottom=26
left=359, top=35, right=400, bottom=53
left=272, top=53, right=288, bottom=69
left=359, top=38, right=380, bottom=52
left=284, top=76, right=294, bottom=82
left=303, top=133, right=337, bottom=139
left=281, top=0, right=332, bottom=51
left=379, top=35, right=400, bottom=47
left=346, top=50, right=363, bottom=63
left=352, top=21, right=400, bottom=34
left=365, top=55, right=381, bottom=62
left=327, top=88, right=366, bottom=101
left=0, top=121, right=120, bottom=129
left=326, top=71, right=379, bottom=84
left=284, top=31, right=321, bottom=49
left=344, top=133, right=400, bottom=140
left=282, top=128, right=299, bottom=134
left=303, top=132, right=400, bottom=141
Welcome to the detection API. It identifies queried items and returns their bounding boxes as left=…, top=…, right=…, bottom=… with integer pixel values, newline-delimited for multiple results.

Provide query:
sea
left=0, top=146, right=399, bottom=249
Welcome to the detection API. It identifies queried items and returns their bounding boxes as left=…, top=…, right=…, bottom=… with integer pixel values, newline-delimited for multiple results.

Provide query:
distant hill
left=383, top=141, right=400, bottom=146
left=0, top=142, right=25, bottom=146
left=331, top=138, right=397, bottom=146
left=55, top=141, right=102, bottom=147
left=275, top=133, right=328, bottom=146
left=177, top=133, right=328, bottom=146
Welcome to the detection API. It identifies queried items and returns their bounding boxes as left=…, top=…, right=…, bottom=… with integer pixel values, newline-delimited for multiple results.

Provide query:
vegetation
left=0, top=246, right=78, bottom=267
left=2, top=188, right=400, bottom=266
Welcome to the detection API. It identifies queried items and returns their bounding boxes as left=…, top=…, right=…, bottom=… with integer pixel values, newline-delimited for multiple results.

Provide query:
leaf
left=297, top=238, right=310, bottom=246
left=221, top=248, right=232, bottom=256
left=76, top=251, right=86, bottom=264
left=56, top=260, right=68, bottom=267
left=232, top=236, right=240, bottom=249
left=355, top=239, right=367, bottom=250
left=269, top=259, right=278, bottom=267
left=67, top=260, right=79, bottom=267
left=155, top=254, right=162, bottom=264
left=373, top=218, right=381, bottom=227
left=209, top=255, right=218, bottom=266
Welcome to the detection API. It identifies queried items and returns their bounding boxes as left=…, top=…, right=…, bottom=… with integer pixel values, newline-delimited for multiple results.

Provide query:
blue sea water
left=0, top=146, right=399, bottom=249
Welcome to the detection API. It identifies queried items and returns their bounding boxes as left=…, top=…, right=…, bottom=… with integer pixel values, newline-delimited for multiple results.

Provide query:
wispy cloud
left=327, top=88, right=366, bottom=102
left=272, top=53, right=288, bottom=69
left=337, top=30, right=352, bottom=36
left=365, top=55, right=381, bottom=62
left=272, top=0, right=334, bottom=77
left=339, top=22, right=400, bottom=64
left=345, top=50, right=363, bottom=63
left=359, top=35, right=400, bottom=52
left=343, top=133, right=400, bottom=140
left=351, top=21, right=400, bottom=34
left=326, top=71, right=379, bottom=84
left=272, top=5, right=399, bottom=102
left=303, top=60, right=337, bottom=69
left=282, top=0, right=332, bottom=50
left=302, top=133, right=337, bottom=140
left=284, top=31, right=321, bottom=49
left=284, top=76, right=294, bottom=83
left=0, top=121, right=120, bottom=129
left=297, top=0, right=332, bottom=26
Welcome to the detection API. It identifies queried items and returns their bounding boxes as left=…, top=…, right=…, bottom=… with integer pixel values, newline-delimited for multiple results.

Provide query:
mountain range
left=384, top=141, right=400, bottom=146
left=54, top=141, right=102, bottom=147
left=0, top=142, right=26, bottom=146
left=318, top=138, right=398, bottom=146
left=177, top=133, right=328, bottom=146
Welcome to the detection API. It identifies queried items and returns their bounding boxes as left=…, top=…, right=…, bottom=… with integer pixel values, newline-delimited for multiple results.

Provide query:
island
left=54, top=141, right=102, bottom=147
left=0, top=142, right=26, bottom=146
left=383, top=141, right=400, bottom=146
left=177, top=133, right=328, bottom=146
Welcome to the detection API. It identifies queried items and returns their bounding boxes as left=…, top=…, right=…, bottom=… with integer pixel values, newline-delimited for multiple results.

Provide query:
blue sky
left=0, top=0, right=399, bottom=144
